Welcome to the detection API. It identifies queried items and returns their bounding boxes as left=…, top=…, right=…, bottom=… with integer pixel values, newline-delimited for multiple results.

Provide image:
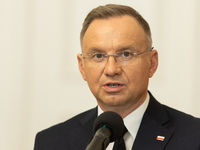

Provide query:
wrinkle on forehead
left=84, top=26, right=121, bottom=43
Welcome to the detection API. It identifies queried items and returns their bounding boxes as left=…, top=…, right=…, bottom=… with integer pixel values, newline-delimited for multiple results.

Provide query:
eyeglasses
left=81, top=47, right=154, bottom=67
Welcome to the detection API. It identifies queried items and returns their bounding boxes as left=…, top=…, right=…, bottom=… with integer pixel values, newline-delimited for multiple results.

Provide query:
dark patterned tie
left=112, top=136, right=126, bottom=150
left=112, top=128, right=127, bottom=150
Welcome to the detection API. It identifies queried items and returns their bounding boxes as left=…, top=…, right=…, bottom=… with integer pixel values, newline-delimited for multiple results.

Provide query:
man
left=34, top=4, right=200, bottom=150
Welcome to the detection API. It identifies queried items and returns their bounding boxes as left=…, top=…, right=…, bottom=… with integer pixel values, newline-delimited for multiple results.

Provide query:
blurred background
left=0, top=0, right=200, bottom=149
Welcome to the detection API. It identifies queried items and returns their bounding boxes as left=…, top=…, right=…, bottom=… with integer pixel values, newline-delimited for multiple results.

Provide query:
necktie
left=112, top=136, right=126, bottom=150
left=112, top=128, right=127, bottom=150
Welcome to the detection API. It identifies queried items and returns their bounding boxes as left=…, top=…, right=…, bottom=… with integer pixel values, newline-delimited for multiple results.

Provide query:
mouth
left=107, top=84, right=120, bottom=87
left=103, top=82, right=124, bottom=92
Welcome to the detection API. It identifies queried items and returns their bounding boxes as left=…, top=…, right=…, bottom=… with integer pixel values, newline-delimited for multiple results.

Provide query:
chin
left=101, top=99, right=127, bottom=108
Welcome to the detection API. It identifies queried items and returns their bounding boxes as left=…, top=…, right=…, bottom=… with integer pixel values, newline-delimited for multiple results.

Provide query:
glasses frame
left=81, top=47, right=154, bottom=63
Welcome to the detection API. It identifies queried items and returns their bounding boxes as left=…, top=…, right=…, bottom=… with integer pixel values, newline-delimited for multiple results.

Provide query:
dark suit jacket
left=34, top=93, right=200, bottom=150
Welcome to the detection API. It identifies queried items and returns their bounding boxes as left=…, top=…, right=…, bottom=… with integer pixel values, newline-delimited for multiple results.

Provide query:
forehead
left=82, top=15, right=147, bottom=53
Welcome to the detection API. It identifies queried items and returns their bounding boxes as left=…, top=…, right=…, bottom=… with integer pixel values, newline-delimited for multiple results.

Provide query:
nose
left=103, top=55, right=122, bottom=77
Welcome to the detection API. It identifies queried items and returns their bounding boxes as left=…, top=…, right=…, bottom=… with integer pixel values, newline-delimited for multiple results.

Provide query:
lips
left=103, top=82, right=124, bottom=92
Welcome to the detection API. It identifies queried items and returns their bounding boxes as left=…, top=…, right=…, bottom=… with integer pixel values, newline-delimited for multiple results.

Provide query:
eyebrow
left=86, top=45, right=138, bottom=55
left=116, top=45, right=137, bottom=52
left=86, top=47, right=105, bottom=55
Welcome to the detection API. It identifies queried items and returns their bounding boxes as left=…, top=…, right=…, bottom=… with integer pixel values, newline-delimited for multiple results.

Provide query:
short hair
left=80, top=4, right=152, bottom=49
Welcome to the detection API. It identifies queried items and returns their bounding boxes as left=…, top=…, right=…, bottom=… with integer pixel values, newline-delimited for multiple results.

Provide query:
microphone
left=85, top=111, right=125, bottom=150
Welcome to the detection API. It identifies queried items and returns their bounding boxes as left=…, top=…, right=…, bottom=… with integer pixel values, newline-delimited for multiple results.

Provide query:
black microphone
left=85, top=111, right=125, bottom=150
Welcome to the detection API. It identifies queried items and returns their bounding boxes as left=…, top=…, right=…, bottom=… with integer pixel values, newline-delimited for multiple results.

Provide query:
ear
left=149, top=50, right=158, bottom=78
left=77, top=54, right=87, bottom=81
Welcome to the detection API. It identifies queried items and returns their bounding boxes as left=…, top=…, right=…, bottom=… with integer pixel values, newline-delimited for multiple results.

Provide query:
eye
left=122, top=52, right=131, bottom=57
left=94, top=53, right=103, bottom=59
left=92, top=53, right=105, bottom=62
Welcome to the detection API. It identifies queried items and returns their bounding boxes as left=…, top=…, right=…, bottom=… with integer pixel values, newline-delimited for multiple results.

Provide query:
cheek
left=84, top=67, right=102, bottom=86
left=125, top=64, right=150, bottom=87
left=129, top=72, right=149, bottom=93
left=84, top=67, right=104, bottom=98
left=130, top=70, right=146, bottom=84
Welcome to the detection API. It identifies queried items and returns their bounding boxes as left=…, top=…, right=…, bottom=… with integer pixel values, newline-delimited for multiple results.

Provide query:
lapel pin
left=156, top=135, right=165, bottom=141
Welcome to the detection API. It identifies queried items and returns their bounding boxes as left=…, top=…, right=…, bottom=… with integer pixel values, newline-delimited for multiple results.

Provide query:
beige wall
left=0, top=0, right=200, bottom=149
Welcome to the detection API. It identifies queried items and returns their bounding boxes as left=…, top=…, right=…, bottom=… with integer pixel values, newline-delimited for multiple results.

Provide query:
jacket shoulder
left=162, top=104, right=200, bottom=144
left=38, top=108, right=96, bottom=136
left=163, top=104, right=200, bottom=126
left=34, top=108, right=97, bottom=150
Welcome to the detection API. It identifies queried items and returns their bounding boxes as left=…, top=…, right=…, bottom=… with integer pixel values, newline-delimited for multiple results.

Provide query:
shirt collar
left=98, top=93, right=150, bottom=139
left=123, top=93, right=149, bottom=139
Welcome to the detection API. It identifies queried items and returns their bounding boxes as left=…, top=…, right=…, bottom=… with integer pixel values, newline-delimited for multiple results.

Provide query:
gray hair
left=80, top=4, right=152, bottom=49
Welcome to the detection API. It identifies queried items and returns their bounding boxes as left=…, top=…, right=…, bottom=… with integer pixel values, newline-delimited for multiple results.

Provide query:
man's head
left=77, top=4, right=158, bottom=118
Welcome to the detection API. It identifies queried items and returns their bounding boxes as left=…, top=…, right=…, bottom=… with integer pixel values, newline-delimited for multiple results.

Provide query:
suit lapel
left=132, top=93, right=174, bottom=150
left=67, top=108, right=97, bottom=150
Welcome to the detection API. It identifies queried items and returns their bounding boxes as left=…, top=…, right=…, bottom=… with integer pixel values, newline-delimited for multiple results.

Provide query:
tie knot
left=112, top=127, right=127, bottom=150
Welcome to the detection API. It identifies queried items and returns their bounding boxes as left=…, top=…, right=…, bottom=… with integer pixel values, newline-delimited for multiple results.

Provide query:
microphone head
left=93, top=111, right=125, bottom=142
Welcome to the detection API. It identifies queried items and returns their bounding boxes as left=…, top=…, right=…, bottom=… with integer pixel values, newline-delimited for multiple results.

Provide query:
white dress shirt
left=97, top=93, right=150, bottom=150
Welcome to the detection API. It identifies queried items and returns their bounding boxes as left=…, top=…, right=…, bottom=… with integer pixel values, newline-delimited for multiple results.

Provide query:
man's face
left=78, top=15, right=158, bottom=114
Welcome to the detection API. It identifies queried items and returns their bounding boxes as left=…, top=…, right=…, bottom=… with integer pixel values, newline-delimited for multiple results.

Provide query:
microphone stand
left=85, top=127, right=111, bottom=150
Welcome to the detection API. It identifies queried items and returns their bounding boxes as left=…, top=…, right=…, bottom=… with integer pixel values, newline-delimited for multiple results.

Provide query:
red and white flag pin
left=156, top=135, right=165, bottom=141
